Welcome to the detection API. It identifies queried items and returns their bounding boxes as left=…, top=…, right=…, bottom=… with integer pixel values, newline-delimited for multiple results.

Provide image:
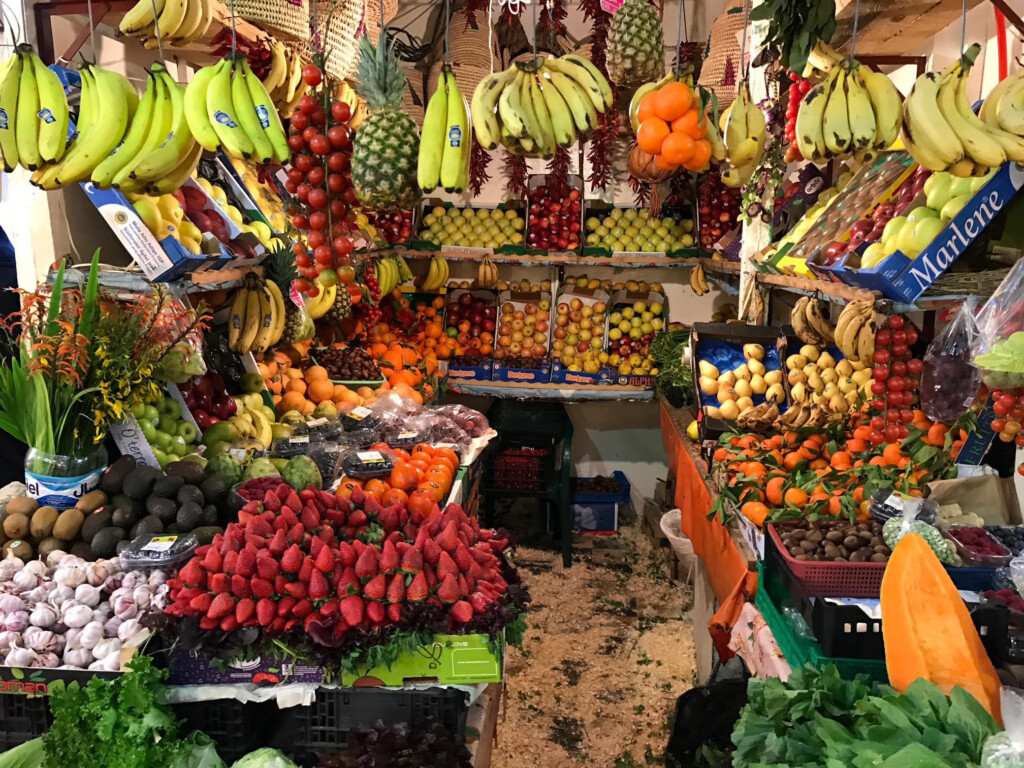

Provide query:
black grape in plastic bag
left=921, top=297, right=982, bottom=423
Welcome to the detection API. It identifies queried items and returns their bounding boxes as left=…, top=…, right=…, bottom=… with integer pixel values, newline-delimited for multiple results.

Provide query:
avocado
left=91, top=527, right=126, bottom=559
left=191, top=526, right=223, bottom=545
left=75, top=490, right=107, bottom=514
left=199, top=476, right=228, bottom=505
left=165, top=523, right=181, bottom=534
left=101, top=455, right=136, bottom=496
left=3, top=513, right=28, bottom=540
left=29, top=507, right=59, bottom=541
left=53, top=507, right=85, bottom=541
left=145, top=497, right=177, bottom=524
left=176, top=502, right=203, bottom=531
left=166, top=461, right=204, bottom=486
left=201, top=504, right=219, bottom=526
left=111, top=505, right=138, bottom=529
left=151, top=475, right=185, bottom=499
left=70, top=541, right=93, bottom=559
left=3, top=540, right=32, bottom=560
left=116, top=539, right=131, bottom=555
left=79, top=507, right=112, bottom=543
left=5, top=498, right=38, bottom=518
left=36, top=537, right=65, bottom=559
left=177, top=485, right=205, bottom=507
left=130, top=516, right=164, bottom=538
left=123, top=466, right=161, bottom=501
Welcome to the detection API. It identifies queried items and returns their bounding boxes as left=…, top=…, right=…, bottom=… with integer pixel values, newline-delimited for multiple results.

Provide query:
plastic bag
left=973, top=258, right=1024, bottom=390
left=921, top=296, right=982, bottom=422
left=154, top=338, right=207, bottom=384
left=982, top=687, right=1024, bottom=766
left=881, top=495, right=958, bottom=564
left=432, top=404, right=490, bottom=437
left=173, top=739, right=226, bottom=768
left=230, top=749, right=298, bottom=768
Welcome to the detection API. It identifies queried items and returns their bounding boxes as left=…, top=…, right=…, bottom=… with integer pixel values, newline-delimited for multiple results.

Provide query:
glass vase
left=24, top=446, right=108, bottom=509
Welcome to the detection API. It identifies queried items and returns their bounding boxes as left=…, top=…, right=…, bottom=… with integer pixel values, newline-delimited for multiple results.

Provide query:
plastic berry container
left=339, top=447, right=396, bottom=479
left=946, top=525, right=1013, bottom=567
left=120, top=533, right=199, bottom=572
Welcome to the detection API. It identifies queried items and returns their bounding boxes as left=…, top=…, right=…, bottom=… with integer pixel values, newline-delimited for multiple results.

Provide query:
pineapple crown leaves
left=355, top=29, right=408, bottom=110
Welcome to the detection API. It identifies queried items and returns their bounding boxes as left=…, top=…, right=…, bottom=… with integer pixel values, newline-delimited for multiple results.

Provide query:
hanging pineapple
left=607, top=0, right=665, bottom=87
left=323, top=283, right=352, bottom=324
left=351, top=32, right=422, bottom=212
left=264, top=243, right=314, bottom=344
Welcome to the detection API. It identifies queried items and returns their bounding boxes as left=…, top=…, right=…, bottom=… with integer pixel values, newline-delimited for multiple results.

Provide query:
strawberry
left=453, top=544, right=474, bottom=573
left=309, top=536, right=325, bottom=560
left=276, top=482, right=292, bottom=501
left=201, top=547, right=223, bottom=573
left=363, top=574, right=387, bottom=601
left=284, top=581, right=308, bottom=599
left=276, top=596, right=297, bottom=617
left=332, top=620, right=348, bottom=641
left=386, top=574, right=406, bottom=603
left=489, top=538, right=510, bottom=552
left=437, top=521, right=459, bottom=553
left=423, top=539, right=442, bottom=566
left=292, top=599, right=313, bottom=618
left=355, top=546, right=379, bottom=581
left=178, top=587, right=203, bottom=603
left=231, top=575, right=252, bottom=599
left=457, top=574, right=470, bottom=597
left=338, top=567, right=360, bottom=596
left=337, top=541, right=357, bottom=567
left=164, top=600, right=187, bottom=617
left=319, top=598, right=339, bottom=615
left=340, top=595, right=365, bottom=626
left=469, top=593, right=489, bottom=614
left=425, top=566, right=438, bottom=590
left=240, top=500, right=263, bottom=516
left=314, top=546, right=335, bottom=573
left=364, top=495, right=382, bottom=516
left=196, top=545, right=211, bottom=558
left=303, top=614, right=320, bottom=634
left=281, top=544, right=303, bottom=573
left=298, top=556, right=315, bottom=583
left=348, top=510, right=368, bottom=527
left=243, top=534, right=266, bottom=551
left=407, top=572, right=428, bottom=602
left=318, top=526, right=334, bottom=543
left=379, top=540, right=399, bottom=575
left=199, top=616, right=219, bottom=631
left=349, top=485, right=366, bottom=505
left=311, top=497, right=327, bottom=515
left=326, top=509, right=347, bottom=527
left=207, top=593, right=236, bottom=620
left=279, top=509, right=299, bottom=528
left=235, top=549, right=257, bottom=578
left=287, top=523, right=305, bottom=545
left=366, top=601, right=385, bottom=624
left=256, top=598, right=276, bottom=626
left=437, top=552, right=458, bottom=580
left=249, top=517, right=273, bottom=537
left=189, top=593, right=213, bottom=613
left=403, top=523, right=420, bottom=540
left=179, top=559, right=205, bottom=588
left=235, top=597, right=256, bottom=623
left=387, top=603, right=403, bottom=623
left=268, top=530, right=288, bottom=557
left=251, top=578, right=274, bottom=599
left=299, top=488, right=316, bottom=502
left=450, top=599, right=474, bottom=624
left=284, top=491, right=302, bottom=512
left=257, top=556, right=280, bottom=580
left=300, top=507, right=320, bottom=531
left=210, top=573, right=230, bottom=594
left=271, top=616, right=287, bottom=632
left=263, top=492, right=282, bottom=512
left=437, top=574, right=460, bottom=604
left=471, top=546, right=498, bottom=566
left=309, top=569, right=329, bottom=601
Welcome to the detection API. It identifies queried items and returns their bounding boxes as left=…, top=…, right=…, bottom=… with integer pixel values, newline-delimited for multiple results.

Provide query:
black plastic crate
left=171, top=699, right=275, bottom=763
left=281, top=687, right=468, bottom=763
left=0, top=695, right=51, bottom=750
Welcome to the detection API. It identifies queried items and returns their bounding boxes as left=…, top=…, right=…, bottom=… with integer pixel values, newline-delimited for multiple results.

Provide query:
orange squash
left=880, top=533, right=1003, bottom=724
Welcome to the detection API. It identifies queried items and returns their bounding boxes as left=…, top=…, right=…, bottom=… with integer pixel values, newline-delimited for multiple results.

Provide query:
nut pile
left=778, top=520, right=891, bottom=563
left=313, top=348, right=382, bottom=382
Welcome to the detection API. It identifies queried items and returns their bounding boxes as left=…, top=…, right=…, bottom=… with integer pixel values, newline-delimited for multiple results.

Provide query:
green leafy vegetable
left=0, top=738, right=44, bottom=768
left=750, top=0, right=836, bottom=78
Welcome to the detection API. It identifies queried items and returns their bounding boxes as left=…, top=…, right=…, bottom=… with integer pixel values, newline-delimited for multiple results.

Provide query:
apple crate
left=409, top=200, right=527, bottom=255
left=549, top=285, right=611, bottom=385
left=445, top=289, right=497, bottom=381
left=109, top=386, right=203, bottom=470
left=179, top=179, right=266, bottom=270
left=581, top=201, right=698, bottom=259
left=606, top=289, right=667, bottom=388
left=492, top=288, right=552, bottom=383
left=526, top=174, right=584, bottom=254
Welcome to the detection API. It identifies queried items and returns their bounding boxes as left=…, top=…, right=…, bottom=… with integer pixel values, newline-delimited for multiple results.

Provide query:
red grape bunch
left=697, top=172, right=740, bottom=249
left=285, top=63, right=360, bottom=297
left=867, top=315, right=923, bottom=445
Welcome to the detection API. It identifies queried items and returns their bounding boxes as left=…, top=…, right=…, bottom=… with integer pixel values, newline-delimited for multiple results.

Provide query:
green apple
left=131, top=403, right=148, bottom=419
left=882, top=238, right=901, bottom=257
left=169, top=435, right=189, bottom=457
left=881, top=216, right=908, bottom=244
left=949, top=176, right=975, bottom=198
left=905, top=206, right=939, bottom=223
left=151, top=430, right=173, bottom=450
left=924, top=173, right=953, bottom=212
left=971, top=168, right=997, bottom=192
left=908, top=217, right=946, bottom=254
left=143, top=404, right=159, bottom=423
left=137, top=418, right=157, bottom=443
left=157, top=397, right=181, bottom=419
left=177, top=422, right=198, bottom=443
left=152, top=447, right=169, bottom=468
left=860, top=242, right=888, bottom=269
left=940, top=193, right=972, bottom=221
left=896, top=220, right=920, bottom=253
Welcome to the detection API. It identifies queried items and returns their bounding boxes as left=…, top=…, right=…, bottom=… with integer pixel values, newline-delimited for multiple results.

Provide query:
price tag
left=356, top=450, right=385, bottom=464
left=601, top=0, right=624, bottom=12
left=290, top=436, right=310, bottom=445
left=349, top=406, right=372, bottom=421
left=141, top=535, right=178, bottom=553
left=289, top=284, right=305, bottom=309
left=229, top=448, right=249, bottom=461
left=398, top=430, right=419, bottom=440
left=306, top=418, right=328, bottom=427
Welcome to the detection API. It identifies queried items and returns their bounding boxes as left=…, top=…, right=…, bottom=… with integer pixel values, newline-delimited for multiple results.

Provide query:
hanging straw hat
left=697, top=2, right=746, bottom=110
left=232, top=0, right=310, bottom=41
left=427, top=8, right=500, bottom=99
left=363, top=0, right=398, bottom=42
left=308, top=0, right=365, bottom=83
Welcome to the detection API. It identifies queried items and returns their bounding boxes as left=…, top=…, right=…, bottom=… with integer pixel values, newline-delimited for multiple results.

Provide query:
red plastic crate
left=492, top=447, right=550, bottom=491
left=766, top=524, right=886, bottom=597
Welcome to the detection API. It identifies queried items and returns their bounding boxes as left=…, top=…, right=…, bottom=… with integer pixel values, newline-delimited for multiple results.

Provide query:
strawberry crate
left=488, top=445, right=552, bottom=492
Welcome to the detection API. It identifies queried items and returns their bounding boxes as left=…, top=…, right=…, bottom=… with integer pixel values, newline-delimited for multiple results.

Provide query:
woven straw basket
left=233, top=0, right=309, bottom=41
left=697, top=3, right=745, bottom=110
left=402, top=62, right=426, bottom=129
left=427, top=9, right=500, bottom=102
left=362, top=0, right=398, bottom=43
left=309, top=0, right=364, bottom=82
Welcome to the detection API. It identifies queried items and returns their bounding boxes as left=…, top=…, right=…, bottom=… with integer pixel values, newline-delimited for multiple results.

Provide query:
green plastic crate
left=754, top=562, right=888, bottom=683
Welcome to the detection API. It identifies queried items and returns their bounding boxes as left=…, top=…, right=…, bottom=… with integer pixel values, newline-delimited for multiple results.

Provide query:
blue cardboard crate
left=550, top=361, right=613, bottom=385
left=572, top=471, right=631, bottom=504
left=570, top=502, right=619, bottom=531
left=446, top=360, right=493, bottom=381
left=492, top=360, right=551, bottom=383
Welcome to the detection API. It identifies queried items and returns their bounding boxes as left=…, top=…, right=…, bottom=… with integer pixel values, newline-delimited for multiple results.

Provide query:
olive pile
left=313, top=347, right=382, bottom=381
left=574, top=475, right=622, bottom=494
left=778, top=519, right=891, bottom=563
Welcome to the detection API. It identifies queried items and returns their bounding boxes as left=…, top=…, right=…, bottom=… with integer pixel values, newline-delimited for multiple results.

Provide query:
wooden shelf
left=396, top=249, right=707, bottom=269
left=830, top=0, right=987, bottom=59
left=447, top=380, right=656, bottom=402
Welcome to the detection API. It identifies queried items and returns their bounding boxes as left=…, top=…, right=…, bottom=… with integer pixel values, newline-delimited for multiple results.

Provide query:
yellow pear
left=735, top=396, right=754, bottom=413
left=764, top=370, right=783, bottom=386
left=786, top=354, right=807, bottom=370
left=743, top=343, right=765, bottom=361
left=836, top=359, right=854, bottom=377
left=734, top=379, right=753, bottom=398
left=750, top=373, right=767, bottom=394
left=820, top=368, right=838, bottom=385
left=818, top=351, right=836, bottom=369
left=766, top=384, right=786, bottom=404
left=733, top=363, right=751, bottom=381
left=800, top=344, right=820, bottom=362
left=747, top=358, right=766, bottom=376
left=699, top=376, right=719, bottom=395
left=698, top=360, right=720, bottom=379
left=706, top=405, right=722, bottom=419
left=791, top=382, right=807, bottom=402
left=716, top=385, right=737, bottom=404
left=719, top=400, right=740, bottom=420
left=719, top=371, right=737, bottom=387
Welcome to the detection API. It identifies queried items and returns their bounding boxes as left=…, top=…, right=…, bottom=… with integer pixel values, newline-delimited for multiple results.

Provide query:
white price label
left=141, top=535, right=178, bottom=553
left=349, top=406, right=372, bottom=421
left=356, top=450, right=385, bottom=463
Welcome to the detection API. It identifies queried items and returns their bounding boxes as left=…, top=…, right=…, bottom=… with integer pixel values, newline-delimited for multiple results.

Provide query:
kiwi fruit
left=53, top=508, right=86, bottom=541
left=3, top=539, right=32, bottom=559
left=3, top=514, right=29, bottom=540
left=75, top=490, right=108, bottom=514
left=29, top=507, right=59, bottom=541
left=5, top=498, right=39, bottom=518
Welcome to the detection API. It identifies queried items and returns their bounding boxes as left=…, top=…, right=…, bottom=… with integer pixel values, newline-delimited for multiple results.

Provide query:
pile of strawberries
left=163, top=478, right=512, bottom=642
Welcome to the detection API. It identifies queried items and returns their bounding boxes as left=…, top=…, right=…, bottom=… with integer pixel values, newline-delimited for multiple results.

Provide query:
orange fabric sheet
left=660, top=404, right=758, bottom=659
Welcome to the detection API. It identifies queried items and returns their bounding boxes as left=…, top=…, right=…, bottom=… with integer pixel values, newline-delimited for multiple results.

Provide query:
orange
left=356, top=386, right=376, bottom=399
left=419, top=480, right=446, bottom=503
left=740, top=501, right=769, bottom=527
left=390, top=462, right=420, bottom=492
left=637, top=91, right=659, bottom=124
left=279, top=391, right=307, bottom=413
left=411, top=444, right=434, bottom=459
left=683, top=139, right=712, bottom=171
left=653, top=81, right=693, bottom=122
left=381, top=488, right=409, bottom=507
left=637, top=117, right=670, bottom=155
left=336, top=389, right=362, bottom=406
left=407, top=459, right=430, bottom=478
left=670, top=108, right=704, bottom=137
left=425, top=466, right=452, bottom=488
left=305, top=365, right=329, bottom=383
left=660, top=131, right=695, bottom=165
left=365, top=478, right=390, bottom=497
left=766, top=476, right=785, bottom=506
left=308, top=379, right=335, bottom=403
left=285, top=378, right=307, bottom=395
left=927, top=423, right=949, bottom=446
left=407, top=488, right=437, bottom=518
left=653, top=154, right=679, bottom=171
left=830, top=451, right=852, bottom=469
left=882, top=442, right=903, bottom=465
left=784, top=487, right=809, bottom=507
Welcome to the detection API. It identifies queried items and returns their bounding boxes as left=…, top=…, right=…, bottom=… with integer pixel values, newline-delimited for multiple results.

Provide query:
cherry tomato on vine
left=888, top=316, right=905, bottom=330
left=337, top=264, right=356, bottom=284
left=302, top=64, right=323, bottom=86
left=332, top=101, right=352, bottom=123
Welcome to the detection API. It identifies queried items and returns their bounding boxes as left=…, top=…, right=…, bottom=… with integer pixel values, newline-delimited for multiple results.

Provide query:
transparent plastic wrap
left=973, top=258, right=1024, bottom=391
left=881, top=495, right=958, bottom=564
left=1012, top=556, right=1024, bottom=594
left=303, top=416, right=345, bottom=442
left=339, top=446, right=398, bottom=479
left=922, top=296, right=983, bottom=422
left=432, top=404, right=490, bottom=437
left=429, top=417, right=471, bottom=453
left=379, top=412, right=435, bottom=449
left=154, top=337, right=208, bottom=384
left=869, top=487, right=938, bottom=525
left=119, top=532, right=199, bottom=572
left=982, top=687, right=1024, bottom=767
left=369, top=392, right=425, bottom=420
left=340, top=403, right=382, bottom=433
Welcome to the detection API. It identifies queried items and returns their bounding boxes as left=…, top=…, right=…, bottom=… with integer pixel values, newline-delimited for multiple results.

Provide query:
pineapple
left=324, top=282, right=352, bottom=323
left=607, top=0, right=665, bottom=86
left=351, top=32, right=421, bottom=212
left=264, top=242, right=311, bottom=344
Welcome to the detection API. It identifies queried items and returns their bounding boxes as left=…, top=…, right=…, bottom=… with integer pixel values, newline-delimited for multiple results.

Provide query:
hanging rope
left=960, top=0, right=967, bottom=58
left=531, top=0, right=538, bottom=61
left=443, top=0, right=451, bottom=64
left=487, top=0, right=494, bottom=72
left=149, top=0, right=164, bottom=61
left=850, top=0, right=861, bottom=59
left=85, top=0, right=96, bottom=63
left=738, top=0, right=750, bottom=77
left=229, top=0, right=238, bottom=54
left=673, top=0, right=687, bottom=78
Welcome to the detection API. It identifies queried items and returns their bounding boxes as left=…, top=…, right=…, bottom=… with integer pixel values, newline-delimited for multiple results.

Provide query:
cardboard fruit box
left=166, top=633, right=504, bottom=687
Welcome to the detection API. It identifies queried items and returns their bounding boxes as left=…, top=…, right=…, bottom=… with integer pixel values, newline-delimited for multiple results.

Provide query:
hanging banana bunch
left=0, top=45, right=70, bottom=173
left=419, top=66, right=470, bottom=193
